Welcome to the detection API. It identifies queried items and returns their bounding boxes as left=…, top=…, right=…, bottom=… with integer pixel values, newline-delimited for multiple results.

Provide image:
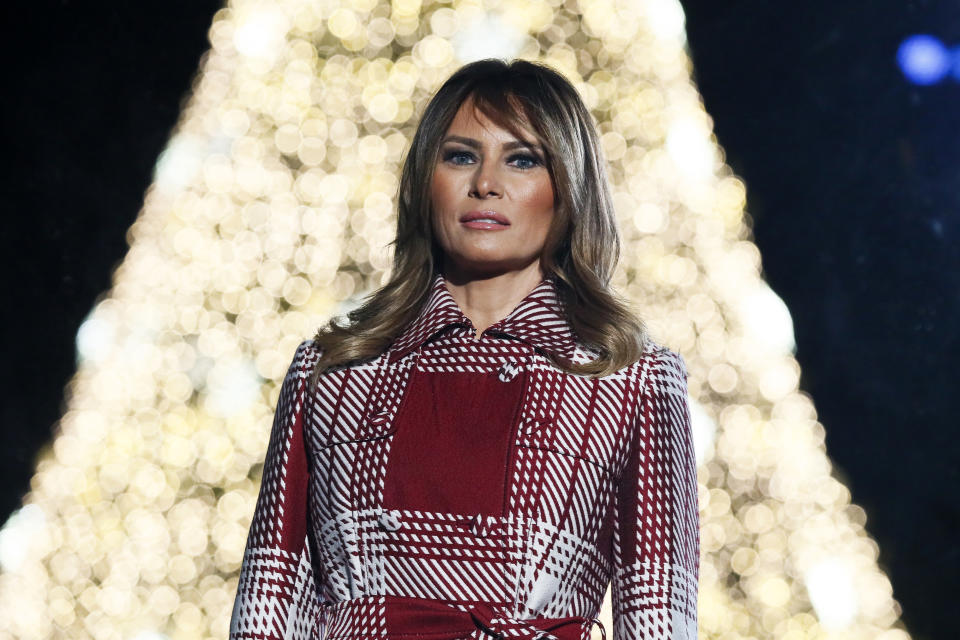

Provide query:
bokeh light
left=0, top=0, right=910, bottom=638
left=897, top=34, right=950, bottom=85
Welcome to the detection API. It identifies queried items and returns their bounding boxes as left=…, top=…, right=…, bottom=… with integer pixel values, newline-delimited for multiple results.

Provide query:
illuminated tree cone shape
left=0, top=0, right=910, bottom=639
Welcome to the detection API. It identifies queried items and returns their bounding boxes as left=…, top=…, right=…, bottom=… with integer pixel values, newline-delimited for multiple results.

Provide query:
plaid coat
left=229, top=273, right=699, bottom=640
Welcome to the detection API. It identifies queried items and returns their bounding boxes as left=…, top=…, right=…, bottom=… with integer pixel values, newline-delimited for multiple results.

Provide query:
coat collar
left=387, top=271, right=577, bottom=364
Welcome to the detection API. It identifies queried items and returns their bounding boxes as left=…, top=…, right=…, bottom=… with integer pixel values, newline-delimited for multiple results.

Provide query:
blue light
left=897, top=35, right=950, bottom=85
left=951, top=45, right=960, bottom=82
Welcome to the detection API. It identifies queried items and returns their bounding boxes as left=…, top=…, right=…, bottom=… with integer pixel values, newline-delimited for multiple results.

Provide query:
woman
left=229, top=59, right=699, bottom=640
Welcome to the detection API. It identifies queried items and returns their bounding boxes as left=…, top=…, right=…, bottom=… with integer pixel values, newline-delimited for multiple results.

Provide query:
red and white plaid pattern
left=230, top=273, right=699, bottom=640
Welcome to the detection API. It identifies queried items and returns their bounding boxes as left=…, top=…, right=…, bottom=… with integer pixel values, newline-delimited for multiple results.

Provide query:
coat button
left=378, top=510, right=401, bottom=532
left=497, top=361, right=520, bottom=382
left=368, top=408, right=389, bottom=425
left=361, top=408, right=390, bottom=438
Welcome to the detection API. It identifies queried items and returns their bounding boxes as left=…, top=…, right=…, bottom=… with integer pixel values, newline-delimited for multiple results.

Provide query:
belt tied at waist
left=325, top=595, right=606, bottom=640
left=465, top=601, right=606, bottom=640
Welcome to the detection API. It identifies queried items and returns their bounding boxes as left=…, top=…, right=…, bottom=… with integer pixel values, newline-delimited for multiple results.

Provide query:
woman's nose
left=469, top=162, right=502, bottom=198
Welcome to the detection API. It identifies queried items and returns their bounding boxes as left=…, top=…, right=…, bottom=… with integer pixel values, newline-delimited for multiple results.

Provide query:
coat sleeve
left=230, top=340, right=327, bottom=640
left=611, top=346, right=699, bottom=640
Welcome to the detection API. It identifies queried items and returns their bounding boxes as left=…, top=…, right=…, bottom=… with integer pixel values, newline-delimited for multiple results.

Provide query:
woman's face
left=430, top=98, right=555, bottom=281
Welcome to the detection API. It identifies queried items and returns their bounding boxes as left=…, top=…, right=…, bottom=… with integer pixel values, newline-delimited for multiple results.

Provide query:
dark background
left=1, top=1, right=955, bottom=638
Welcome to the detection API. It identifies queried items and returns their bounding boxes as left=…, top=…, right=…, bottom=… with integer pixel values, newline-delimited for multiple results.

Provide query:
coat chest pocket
left=307, top=361, right=404, bottom=449
left=316, top=406, right=398, bottom=448
left=514, top=416, right=620, bottom=538
left=311, top=403, right=399, bottom=516
left=517, top=415, right=619, bottom=478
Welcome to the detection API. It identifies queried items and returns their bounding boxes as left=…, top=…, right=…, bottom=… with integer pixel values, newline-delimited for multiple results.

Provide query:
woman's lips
left=460, top=211, right=510, bottom=230
left=461, top=219, right=510, bottom=230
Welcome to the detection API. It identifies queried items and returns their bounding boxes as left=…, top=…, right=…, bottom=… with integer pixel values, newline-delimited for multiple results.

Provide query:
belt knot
left=466, top=602, right=606, bottom=640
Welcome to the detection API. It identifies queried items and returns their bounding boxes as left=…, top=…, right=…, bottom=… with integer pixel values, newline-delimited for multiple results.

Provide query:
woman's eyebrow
left=441, top=135, right=480, bottom=148
left=503, top=140, right=543, bottom=152
left=441, top=135, right=543, bottom=152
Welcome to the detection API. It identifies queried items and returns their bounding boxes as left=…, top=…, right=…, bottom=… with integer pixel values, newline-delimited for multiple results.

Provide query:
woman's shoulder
left=287, top=337, right=384, bottom=380
left=632, top=340, right=690, bottom=403
left=638, top=339, right=688, bottom=376
left=570, top=337, right=688, bottom=381
left=285, top=338, right=324, bottom=378
left=292, top=337, right=321, bottom=360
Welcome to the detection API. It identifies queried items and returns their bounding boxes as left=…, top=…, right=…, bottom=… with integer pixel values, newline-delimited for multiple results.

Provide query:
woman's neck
left=442, top=262, right=545, bottom=339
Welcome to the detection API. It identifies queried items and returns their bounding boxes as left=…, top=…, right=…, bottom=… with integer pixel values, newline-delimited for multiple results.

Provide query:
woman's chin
left=442, top=255, right=540, bottom=281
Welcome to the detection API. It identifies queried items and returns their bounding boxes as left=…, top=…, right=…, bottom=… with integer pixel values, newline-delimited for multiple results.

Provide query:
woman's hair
left=310, top=58, right=647, bottom=382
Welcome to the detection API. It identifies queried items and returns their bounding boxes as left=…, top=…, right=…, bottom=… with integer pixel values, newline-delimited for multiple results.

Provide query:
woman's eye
left=509, top=153, right=541, bottom=169
left=443, top=150, right=475, bottom=165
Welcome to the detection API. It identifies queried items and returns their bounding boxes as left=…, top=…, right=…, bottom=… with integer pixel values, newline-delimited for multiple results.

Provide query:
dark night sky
left=679, top=3, right=959, bottom=638
left=1, top=1, right=956, bottom=639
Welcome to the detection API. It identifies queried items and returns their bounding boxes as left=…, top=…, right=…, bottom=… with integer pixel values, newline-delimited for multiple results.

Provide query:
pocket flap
left=518, top=416, right=617, bottom=475
left=322, top=406, right=398, bottom=447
